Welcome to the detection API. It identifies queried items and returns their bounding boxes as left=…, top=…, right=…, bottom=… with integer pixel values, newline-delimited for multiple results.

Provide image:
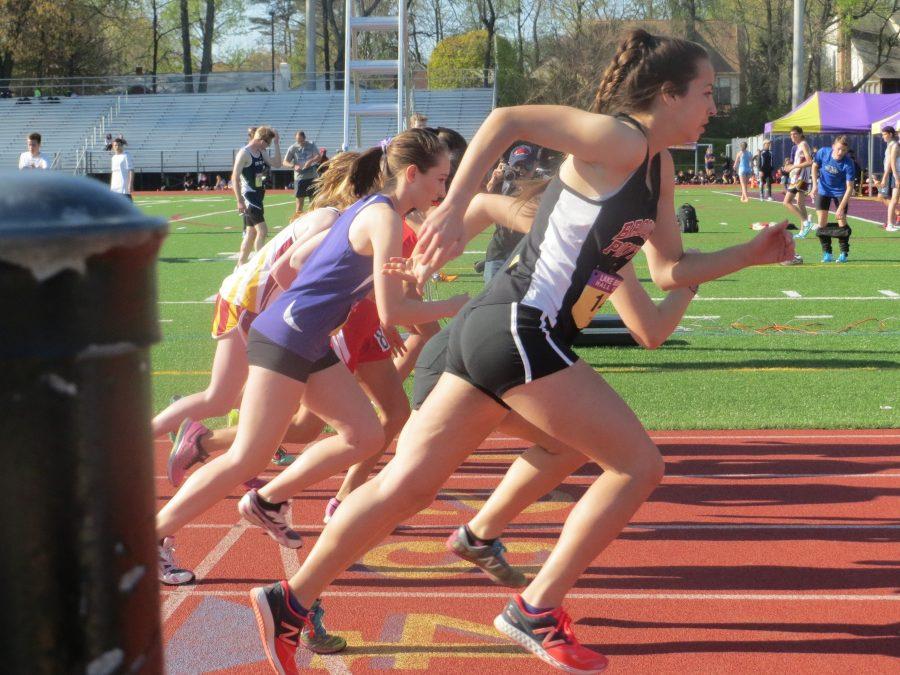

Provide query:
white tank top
left=886, top=139, right=899, bottom=177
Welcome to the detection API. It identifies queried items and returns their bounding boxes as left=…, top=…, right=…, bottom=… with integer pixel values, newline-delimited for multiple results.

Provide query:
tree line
left=1, top=0, right=897, bottom=124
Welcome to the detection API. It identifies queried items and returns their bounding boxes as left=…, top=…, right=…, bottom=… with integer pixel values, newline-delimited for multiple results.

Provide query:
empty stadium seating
left=1, top=88, right=494, bottom=175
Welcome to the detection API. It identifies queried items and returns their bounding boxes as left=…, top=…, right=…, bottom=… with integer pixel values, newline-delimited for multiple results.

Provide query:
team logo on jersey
left=282, top=300, right=304, bottom=333
left=602, top=218, right=654, bottom=259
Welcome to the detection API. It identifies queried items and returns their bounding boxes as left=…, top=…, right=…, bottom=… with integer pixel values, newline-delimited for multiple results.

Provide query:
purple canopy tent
left=765, top=92, right=900, bottom=176
left=765, top=92, right=900, bottom=133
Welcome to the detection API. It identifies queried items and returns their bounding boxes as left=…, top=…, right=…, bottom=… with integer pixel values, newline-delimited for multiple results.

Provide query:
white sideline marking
left=796, top=315, right=833, bottom=319
left=158, top=300, right=215, bottom=304
left=712, top=190, right=885, bottom=226
left=159, top=319, right=173, bottom=323
left=161, top=589, right=900, bottom=602
left=463, top=250, right=486, bottom=254
left=782, top=290, right=802, bottom=298
left=684, top=315, right=720, bottom=320
left=169, top=199, right=295, bottom=222
left=879, top=290, right=899, bottom=297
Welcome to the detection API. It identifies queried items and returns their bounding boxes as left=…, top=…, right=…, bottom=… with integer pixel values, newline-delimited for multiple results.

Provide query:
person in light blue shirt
left=809, top=135, right=856, bottom=262
left=733, top=141, right=752, bottom=202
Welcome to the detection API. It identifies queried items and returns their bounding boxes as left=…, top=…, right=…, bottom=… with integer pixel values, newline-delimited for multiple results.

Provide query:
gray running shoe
left=446, top=525, right=526, bottom=588
left=300, top=599, right=347, bottom=654
left=158, top=536, right=195, bottom=586
left=239, top=489, right=302, bottom=549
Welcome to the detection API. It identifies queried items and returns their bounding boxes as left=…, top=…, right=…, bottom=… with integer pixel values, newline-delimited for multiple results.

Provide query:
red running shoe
left=494, top=594, right=608, bottom=673
left=250, top=581, right=313, bottom=674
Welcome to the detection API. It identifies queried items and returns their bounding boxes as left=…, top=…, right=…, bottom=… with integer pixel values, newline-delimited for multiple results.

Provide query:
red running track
left=157, top=429, right=900, bottom=673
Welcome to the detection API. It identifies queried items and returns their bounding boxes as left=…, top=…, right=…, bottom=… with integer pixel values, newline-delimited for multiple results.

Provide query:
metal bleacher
left=0, top=96, right=118, bottom=171
left=2, top=87, right=494, bottom=175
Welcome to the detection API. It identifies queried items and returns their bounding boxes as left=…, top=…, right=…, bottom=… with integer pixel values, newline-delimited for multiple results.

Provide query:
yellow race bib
left=572, top=269, right=623, bottom=329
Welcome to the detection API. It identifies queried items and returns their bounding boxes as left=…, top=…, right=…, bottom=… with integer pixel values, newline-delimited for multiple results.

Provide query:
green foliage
left=428, top=29, right=526, bottom=105
left=704, top=101, right=791, bottom=139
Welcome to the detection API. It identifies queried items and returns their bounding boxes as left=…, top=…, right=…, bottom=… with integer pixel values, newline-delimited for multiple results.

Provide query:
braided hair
left=591, top=29, right=709, bottom=115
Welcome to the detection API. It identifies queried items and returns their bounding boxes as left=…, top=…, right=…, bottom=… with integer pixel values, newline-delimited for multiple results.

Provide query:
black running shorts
left=295, top=178, right=316, bottom=200
left=815, top=194, right=849, bottom=213
left=445, top=302, right=578, bottom=406
left=247, top=328, right=339, bottom=383
left=242, top=204, right=265, bottom=229
left=411, top=326, right=451, bottom=410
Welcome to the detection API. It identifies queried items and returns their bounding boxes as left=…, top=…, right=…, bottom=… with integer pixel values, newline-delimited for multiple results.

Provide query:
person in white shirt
left=110, top=138, right=134, bottom=200
left=18, top=133, right=49, bottom=170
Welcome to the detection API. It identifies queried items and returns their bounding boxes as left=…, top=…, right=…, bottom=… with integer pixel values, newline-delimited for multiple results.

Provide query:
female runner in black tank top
left=249, top=29, right=795, bottom=675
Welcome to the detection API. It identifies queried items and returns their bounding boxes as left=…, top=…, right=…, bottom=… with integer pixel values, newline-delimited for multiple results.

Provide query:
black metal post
left=0, top=172, right=168, bottom=674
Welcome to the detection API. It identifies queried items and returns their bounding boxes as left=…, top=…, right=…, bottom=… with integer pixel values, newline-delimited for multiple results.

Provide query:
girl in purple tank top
left=155, top=129, right=468, bottom=594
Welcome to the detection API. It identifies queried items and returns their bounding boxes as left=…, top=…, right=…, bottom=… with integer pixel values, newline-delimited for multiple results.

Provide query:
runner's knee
left=614, top=441, right=665, bottom=489
left=339, top=419, right=385, bottom=463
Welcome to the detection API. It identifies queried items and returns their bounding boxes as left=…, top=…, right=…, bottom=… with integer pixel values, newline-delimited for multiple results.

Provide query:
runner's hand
left=745, top=220, right=795, bottom=265
left=381, top=324, right=406, bottom=358
left=416, top=200, right=466, bottom=272
left=382, top=256, right=417, bottom=284
left=383, top=255, right=435, bottom=295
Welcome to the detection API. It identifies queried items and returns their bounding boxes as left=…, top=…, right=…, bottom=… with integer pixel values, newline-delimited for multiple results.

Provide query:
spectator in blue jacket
left=808, top=135, right=856, bottom=263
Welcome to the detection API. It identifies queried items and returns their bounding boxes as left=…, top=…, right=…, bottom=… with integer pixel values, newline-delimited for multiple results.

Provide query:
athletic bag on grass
left=677, top=203, right=699, bottom=233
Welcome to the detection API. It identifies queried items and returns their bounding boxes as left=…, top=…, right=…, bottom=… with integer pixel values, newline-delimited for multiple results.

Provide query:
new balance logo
left=280, top=621, right=300, bottom=645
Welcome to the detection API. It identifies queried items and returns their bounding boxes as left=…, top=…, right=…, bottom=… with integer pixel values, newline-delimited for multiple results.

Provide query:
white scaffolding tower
left=343, top=0, right=408, bottom=150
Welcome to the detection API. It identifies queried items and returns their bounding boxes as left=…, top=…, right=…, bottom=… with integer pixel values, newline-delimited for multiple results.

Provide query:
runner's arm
left=644, top=151, right=795, bottom=289
left=609, top=261, right=696, bottom=349
left=232, top=150, right=248, bottom=210
left=270, top=209, right=341, bottom=289
left=417, top=106, right=646, bottom=268
left=367, top=206, right=468, bottom=326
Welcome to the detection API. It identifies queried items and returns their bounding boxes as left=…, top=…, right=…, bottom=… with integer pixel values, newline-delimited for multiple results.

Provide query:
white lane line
left=161, top=522, right=248, bottom=621
left=162, top=589, right=900, bottom=602
left=879, top=290, right=899, bottom=297
left=782, top=290, right=802, bottom=298
left=796, top=315, right=833, bottom=319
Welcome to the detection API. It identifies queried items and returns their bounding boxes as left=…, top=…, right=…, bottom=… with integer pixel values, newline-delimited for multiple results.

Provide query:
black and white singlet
left=445, top=115, right=661, bottom=404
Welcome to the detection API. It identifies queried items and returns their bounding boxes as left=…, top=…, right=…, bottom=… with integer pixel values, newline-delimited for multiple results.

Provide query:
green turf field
left=144, top=189, right=899, bottom=429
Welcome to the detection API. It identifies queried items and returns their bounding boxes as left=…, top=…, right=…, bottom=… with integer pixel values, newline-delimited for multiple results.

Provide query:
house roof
left=851, top=27, right=900, bottom=80
left=599, top=19, right=741, bottom=74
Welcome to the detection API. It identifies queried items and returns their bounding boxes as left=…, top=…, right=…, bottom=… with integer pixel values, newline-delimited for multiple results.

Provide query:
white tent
left=871, top=109, right=900, bottom=134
